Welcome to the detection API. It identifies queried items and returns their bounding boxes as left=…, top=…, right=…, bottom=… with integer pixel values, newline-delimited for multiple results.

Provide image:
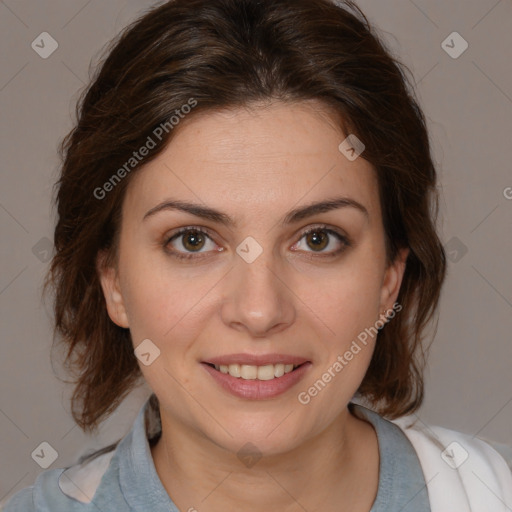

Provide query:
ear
left=379, top=247, right=409, bottom=313
left=96, top=251, right=130, bottom=328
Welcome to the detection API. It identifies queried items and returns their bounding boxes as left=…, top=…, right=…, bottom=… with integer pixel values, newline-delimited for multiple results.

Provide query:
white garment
left=392, top=415, right=512, bottom=511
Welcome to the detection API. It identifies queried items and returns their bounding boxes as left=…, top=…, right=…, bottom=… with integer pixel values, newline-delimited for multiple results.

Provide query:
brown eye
left=181, top=229, right=206, bottom=252
left=305, top=230, right=329, bottom=252
left=291, top=225, right=350, bottom=258
left=165, top=227, right=220, bottom=260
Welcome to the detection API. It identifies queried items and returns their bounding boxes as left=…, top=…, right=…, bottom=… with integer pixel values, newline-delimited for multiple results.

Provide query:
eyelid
left=298, top=224, right=350, bottom=242
left=166, top=224, right=217, bottom=241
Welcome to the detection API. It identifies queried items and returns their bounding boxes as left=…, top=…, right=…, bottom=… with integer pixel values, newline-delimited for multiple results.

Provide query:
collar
left=117, top=394, right=178, bottom=512
left=58, top=394, right=428, bottom=512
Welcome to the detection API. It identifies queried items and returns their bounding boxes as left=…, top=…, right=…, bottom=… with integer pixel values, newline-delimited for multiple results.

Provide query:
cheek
left=119, top=252, right=215, bottom=346
left=299, top=263, right=384, bottom=411
left=303, top=256, right=384, bottom=339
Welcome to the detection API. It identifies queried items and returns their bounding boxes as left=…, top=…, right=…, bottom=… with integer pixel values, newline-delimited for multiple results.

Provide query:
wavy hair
left=45, top=0, right=446, bottom=433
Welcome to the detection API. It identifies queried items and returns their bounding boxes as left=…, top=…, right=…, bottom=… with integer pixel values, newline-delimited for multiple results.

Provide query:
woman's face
left=99, top=100, right=407, bottom=455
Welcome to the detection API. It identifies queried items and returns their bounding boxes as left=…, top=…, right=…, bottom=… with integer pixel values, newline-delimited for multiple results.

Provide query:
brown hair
left=45, top=0, right=446, bottom=433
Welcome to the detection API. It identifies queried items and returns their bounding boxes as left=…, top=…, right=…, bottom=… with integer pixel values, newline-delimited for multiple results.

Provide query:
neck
left=151, top=406, right=379, bottom=512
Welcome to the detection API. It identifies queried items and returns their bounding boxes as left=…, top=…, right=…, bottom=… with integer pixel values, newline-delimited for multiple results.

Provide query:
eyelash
left=163, top=224, right=351, bottom=261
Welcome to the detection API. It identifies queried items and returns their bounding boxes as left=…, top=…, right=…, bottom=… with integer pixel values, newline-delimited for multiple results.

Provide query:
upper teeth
left=214, top=363, right=297, bottom=380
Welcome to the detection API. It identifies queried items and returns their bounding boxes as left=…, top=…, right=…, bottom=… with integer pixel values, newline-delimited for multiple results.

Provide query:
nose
left=220, top=248, right=296, bottom=338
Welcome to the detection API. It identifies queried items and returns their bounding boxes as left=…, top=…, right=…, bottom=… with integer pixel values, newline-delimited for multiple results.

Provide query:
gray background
left=1, top=0, right=511, bottom=503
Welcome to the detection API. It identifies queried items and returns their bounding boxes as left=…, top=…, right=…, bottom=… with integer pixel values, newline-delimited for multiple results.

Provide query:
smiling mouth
left=204, top=362, right=306, bottom=381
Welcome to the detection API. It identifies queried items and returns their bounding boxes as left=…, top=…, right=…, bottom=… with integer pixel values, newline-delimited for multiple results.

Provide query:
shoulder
left=0, top=449, right=118, bottom=512
left=0, top=486, right=35, bottom=512
left=1, top=396, right=157, bottom=512
left=391, top=415, right=512, bottom=511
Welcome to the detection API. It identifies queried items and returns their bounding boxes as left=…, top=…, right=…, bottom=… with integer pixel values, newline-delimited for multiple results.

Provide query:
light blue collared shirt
left=2, top=395, right=430, bottom=511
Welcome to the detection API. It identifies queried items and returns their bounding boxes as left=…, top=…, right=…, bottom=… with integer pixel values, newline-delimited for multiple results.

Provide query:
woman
left=3, top=0, right=511, bottom=511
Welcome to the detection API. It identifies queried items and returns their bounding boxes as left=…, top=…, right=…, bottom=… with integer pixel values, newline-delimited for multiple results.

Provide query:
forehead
left=123, top=100, right=380, bottom=224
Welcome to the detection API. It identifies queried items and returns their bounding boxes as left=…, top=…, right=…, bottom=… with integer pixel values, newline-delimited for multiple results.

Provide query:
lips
left=201, top=354, right=312, bottom=399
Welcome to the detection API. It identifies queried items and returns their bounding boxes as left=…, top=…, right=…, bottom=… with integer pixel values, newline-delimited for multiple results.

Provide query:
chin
left=203, top=415, right=306, bottom=459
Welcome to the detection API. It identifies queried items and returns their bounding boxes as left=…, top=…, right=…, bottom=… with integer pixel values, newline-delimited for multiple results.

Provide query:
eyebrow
left=142, top=196, right=369, bottom=227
